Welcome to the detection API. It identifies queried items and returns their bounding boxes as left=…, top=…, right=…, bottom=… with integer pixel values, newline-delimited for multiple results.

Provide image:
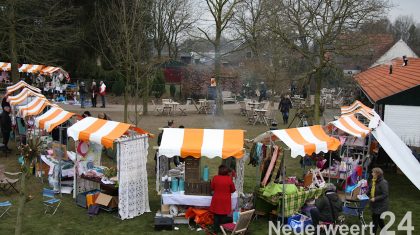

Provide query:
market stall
left=156, top=128, right=245, bottom=221
left=67, top=117, right=150, bottom=220
left=7, top=87, right=45, bottom=106
left=18, top=64, right=44, bottom=73
left=6, top=80, right=42, bottom=94
left=252, top=125, right=340, bottom=221
left=18, top=97, right=52, bottom=118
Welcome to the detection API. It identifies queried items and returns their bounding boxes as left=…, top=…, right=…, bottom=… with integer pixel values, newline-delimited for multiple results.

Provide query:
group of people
left=79, top=81, right=106, bottom=109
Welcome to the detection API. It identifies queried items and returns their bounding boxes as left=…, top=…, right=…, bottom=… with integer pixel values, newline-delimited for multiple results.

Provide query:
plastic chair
left=220, top=209, right=255, bottom=235
left=43, top=188, right=61, bottom=215
left=0, top=201, right=12, bottom=217
left=151, top=100, right=163, bottom=115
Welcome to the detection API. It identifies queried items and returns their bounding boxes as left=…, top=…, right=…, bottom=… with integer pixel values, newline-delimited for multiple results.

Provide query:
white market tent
left=67, top=117, right=151, bottom=220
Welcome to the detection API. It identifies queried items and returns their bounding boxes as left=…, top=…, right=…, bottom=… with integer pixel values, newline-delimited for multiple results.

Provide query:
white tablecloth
left=162, top=192, right=238, bottom=209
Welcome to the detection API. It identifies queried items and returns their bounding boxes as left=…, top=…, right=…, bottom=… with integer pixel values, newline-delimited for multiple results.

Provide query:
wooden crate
left=184, top=157, right=200, bottom=182
left=185, top=181, right=211, bottom=196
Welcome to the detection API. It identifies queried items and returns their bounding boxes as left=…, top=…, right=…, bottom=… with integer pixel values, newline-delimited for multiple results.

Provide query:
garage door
left=384, top=105, right=420, bottom=147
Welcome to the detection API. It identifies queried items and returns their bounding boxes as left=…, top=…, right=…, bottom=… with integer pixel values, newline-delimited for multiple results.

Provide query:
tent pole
left=328, top=151, right=332, bottom=183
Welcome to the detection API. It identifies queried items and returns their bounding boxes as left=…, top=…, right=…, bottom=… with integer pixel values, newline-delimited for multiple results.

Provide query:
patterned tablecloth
left=258, top=187, right=325, bottom=217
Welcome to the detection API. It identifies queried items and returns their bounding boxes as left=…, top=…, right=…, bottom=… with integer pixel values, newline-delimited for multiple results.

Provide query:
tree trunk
left=142, top=73, right=149, bottom=115
left=314, top=72, right=322, bottom=124
left=9, top=0, right=19, bottom=83
left=124, top=68, right=130, bottom=123
left=214, top=28, right=224, bottom=115
left=15, top=173, right=27, bottom=235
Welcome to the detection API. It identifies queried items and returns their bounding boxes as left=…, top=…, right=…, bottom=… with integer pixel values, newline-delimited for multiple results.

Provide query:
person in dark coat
left=79, top=82, right=87, bottom=108
left=155, top=120, right=174, bottom=172
left=90, top=81, right=98, bottom=108
left=310, top=183, right=343, bottom=226
left=2, top=94, right=10, bottom=111
left=210, top=165, right=236, bottom=233
left=0, top=106, right=12, bottom=152
left=278, top=95, right=292, bottom=124
left=369, top=167, right=389, bottom=234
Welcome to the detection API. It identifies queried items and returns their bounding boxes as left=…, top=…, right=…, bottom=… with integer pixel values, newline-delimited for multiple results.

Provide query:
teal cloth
left=261, top=182, right=298, bottom=197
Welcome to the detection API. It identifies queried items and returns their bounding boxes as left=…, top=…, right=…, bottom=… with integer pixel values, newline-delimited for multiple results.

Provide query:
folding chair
left=151, top=100, right=163, bottom=115
left=178, top=106, right=187, bottom=116
left=220, top=209, right=255, bottom=235
left=343, top=195, right=369, bottom=226
left=0, top=165, right=21, bottom=194
left=43, top=188, right=61, bottom=215
left=0, top=201, right=12, bottom=217
left=192, top=100, right=201, bottom=113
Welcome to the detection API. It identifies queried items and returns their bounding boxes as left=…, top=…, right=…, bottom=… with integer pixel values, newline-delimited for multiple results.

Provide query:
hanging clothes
left=261, top=146, right=280, bottom=186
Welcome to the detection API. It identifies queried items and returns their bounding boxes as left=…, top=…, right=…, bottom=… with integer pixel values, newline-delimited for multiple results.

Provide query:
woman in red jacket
left=210, top=165, right=236, bottom=233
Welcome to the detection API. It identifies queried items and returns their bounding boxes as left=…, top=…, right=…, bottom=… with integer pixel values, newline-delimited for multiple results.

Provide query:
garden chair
left=239, top=101, right=247, bottom=116
left=43, top=188, right=61, bottom=215
left=0, top=201, right=12, bottom=217
left=178, top=105, right=187, bottom=116
left=342, top=195, right=369, bottom=227
left=192, top=100, right=201, bottom=113
left=151, top=100, right=163, bottom=115
left=0, top=165, right=21, bottom=194
left=220, top=209, right=255, bottom=235
left=206, top=100, right=216, bottom=115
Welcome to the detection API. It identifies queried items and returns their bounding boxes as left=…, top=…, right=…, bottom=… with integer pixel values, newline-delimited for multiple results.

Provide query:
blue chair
left=43, top=188, right=61, bottom=215
left=0, top=201, right=12, bottom=217
left=343, top=196, right=369, bottom=226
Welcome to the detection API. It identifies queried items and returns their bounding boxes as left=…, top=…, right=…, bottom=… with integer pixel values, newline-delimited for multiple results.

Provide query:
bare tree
left=0, top=0, right=79, bottom=82
left=95, top=0, right=152, bottom=121
left=269, top=0, right=389, bottom=124
left=199, top=0, right=243, bottom=115
left=393, top=15, right=415, bottom=41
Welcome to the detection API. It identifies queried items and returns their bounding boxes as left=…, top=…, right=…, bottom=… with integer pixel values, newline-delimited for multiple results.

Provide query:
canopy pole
left=328, top=151, right=332, bottom=183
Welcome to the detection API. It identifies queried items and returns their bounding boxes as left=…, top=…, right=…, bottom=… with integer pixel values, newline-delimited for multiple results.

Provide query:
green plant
left=150, top=69, right=166, bottom=98
left=112, top=81, right=125, bottom=96
left=169, top=84, right=176, bottom=98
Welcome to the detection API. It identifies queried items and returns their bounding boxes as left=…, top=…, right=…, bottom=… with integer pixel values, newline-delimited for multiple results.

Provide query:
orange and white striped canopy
left=341, top=100, right=372, bottom=114
left=7, top=80, right=42, bottom=94
left=7, top=87, right=45, bottom=106
left=253, top=125, right=340, bottom=158
left=330, top=115, right=370, bottom=138
left=158, top=128, right=244, bottom=159
left=18, top=64, right=44, bottom=73
left=18, top=96, right=51, bottom=118
left=67, top=117, right=133, bottom=148
left=35, top=107, right=74, bottom=132
left=41, top=66, right=60, bottom=75
left=0, top=62, right=11, bottom=71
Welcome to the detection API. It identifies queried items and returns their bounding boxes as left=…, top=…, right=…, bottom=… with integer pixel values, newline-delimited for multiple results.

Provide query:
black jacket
left=278, top=98, right=292, bottom=113
left=315, top=191, right=343, bottom=222
left=0, top=111, right=12, bottom=133
left=369, top=177, right=389, bottom=214
left=1, top=97, right=10, bottom=110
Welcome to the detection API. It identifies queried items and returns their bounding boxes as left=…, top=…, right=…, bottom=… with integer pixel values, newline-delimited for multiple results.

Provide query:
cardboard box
left=161, top=204, right=170, bottom=214
left=95, top=193, right=118, bottom=208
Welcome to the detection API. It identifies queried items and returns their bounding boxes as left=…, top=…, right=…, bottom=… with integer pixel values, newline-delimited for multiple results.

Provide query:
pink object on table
left=261, top=145, right=280, bottom=187
left=47, top=149, right=53, bottom=155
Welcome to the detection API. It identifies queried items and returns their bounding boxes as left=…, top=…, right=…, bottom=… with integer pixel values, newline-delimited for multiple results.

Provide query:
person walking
left=90, top=81, right=98, bottom=108
left=99, top=81, right=106, bottom=108
left=79, top=82, right=87, bottom=108
left=0, top=106, right=12, bottom=152
left=278, top=95, right=292, bottom=124
left=369, top=167, right=389, bottom=234
left=210, top=165, right=236, bottom=233
left=258, top=82, right=267, bottom=102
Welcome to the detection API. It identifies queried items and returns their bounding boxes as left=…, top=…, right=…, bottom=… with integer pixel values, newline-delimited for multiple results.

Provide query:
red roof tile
left=354, top=57, right=420, bottom=102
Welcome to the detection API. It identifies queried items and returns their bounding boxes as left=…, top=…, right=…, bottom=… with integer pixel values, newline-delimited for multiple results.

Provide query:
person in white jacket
left=99, top=81, right=106, bottom=108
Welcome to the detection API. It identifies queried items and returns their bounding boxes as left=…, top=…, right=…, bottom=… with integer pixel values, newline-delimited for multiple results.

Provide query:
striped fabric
left=330, top=115, right=370, bottom=138
left=35, top=107, right=74, bottom=132
left=6, top=80, right=42, bottom=94
left=18, top=64, right=44, bottom=73
left=7, top=87, right=45, bottom=106
left=341, top=100, right=372, bottom=115
left=254, top=125, right=340, bottom=158
left=0, top=62, right=11, bottom=71
left=67, top=117, right=132, bottom=148
left=18, top=97, right=51, bottom=118
left=158, top=128, right=244, bottom=159
left=41, top=66, right=60, bottom=75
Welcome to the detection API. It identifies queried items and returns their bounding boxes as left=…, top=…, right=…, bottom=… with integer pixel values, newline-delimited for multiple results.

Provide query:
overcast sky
left=389, top=0, right=420, bottom=23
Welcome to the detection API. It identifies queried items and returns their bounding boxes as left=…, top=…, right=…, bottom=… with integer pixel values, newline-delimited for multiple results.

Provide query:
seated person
left=310, top=183, right=343, bottom=226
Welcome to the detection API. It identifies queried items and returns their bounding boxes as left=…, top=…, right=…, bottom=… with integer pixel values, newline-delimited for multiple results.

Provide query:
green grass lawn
left=0, top=109, right=419, bottom=234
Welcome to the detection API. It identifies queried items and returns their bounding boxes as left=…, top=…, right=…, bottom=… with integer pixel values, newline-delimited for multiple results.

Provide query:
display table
left=258, top=187, right=325, bottom=217
left=162, top=192, right=238, bottom=209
